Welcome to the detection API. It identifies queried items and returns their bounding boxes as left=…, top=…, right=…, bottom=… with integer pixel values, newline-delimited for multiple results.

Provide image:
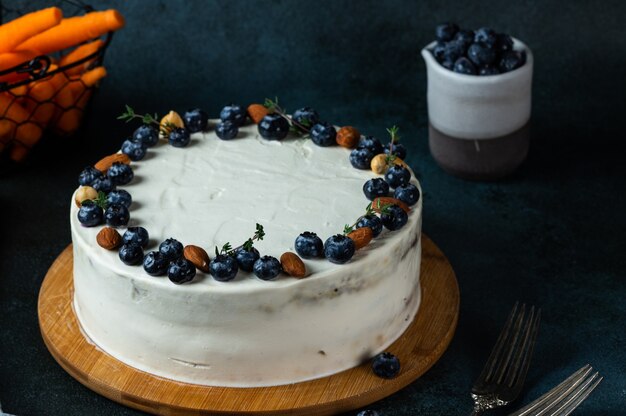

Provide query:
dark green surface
left=1, top=0, right=625, bottom=415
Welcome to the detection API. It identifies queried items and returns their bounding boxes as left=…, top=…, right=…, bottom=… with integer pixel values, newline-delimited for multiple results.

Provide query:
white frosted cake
left=70, top=118, right=422, bottom=387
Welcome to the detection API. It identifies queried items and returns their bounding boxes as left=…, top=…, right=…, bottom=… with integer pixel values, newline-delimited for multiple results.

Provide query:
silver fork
left=469, top=302, right=541, bottom=415
left=507, top=365, right=602, bottom=416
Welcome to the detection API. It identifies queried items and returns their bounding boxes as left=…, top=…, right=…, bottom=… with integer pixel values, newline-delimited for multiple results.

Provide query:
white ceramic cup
left=421, top=39, right=533, bottom=140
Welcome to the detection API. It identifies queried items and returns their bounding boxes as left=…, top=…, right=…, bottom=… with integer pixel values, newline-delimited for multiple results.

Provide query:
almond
left=184, top=245, right=210, bottom=272
left=371, top=197, right=411, bottom=214
left=97, top=227, right=122, bottom=250
left=94, top=153, right=131, bottom=173
left=347, top=227, right=373, bottom=250
left=280, top=252, right=306, bottom=278
left=75, top=185, right=98, bottom=207
left=336, top=126, right=360, bottom=148
left=371, top=153, right=408, bottom=174
left=160, top=110, right=184, bottom=135
left=247, top=104, right=269, bottom=124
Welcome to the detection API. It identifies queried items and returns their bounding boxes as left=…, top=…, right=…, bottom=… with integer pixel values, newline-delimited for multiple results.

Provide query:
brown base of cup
left=428, top=123, right=530, bottom=181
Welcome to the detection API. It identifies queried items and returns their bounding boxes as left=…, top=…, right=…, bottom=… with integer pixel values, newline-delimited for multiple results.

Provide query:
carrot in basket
left=0, top=49, right=40, bottom=83
left=0, top=93, right=43, bottom=160
left=56, top=66, right=106, bottom=134
left=17, top=10, right=125, bottom=55
left=24, top=80, right=56, bottom=125
left=0, top=7, right=62, bottom=54
left=0, top=49, right=40, bottom=71
left=59, top=40, right=104, bottom=76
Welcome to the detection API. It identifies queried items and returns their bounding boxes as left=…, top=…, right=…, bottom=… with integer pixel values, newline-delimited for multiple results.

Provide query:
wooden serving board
left=38, top=235, right=459, bottom=415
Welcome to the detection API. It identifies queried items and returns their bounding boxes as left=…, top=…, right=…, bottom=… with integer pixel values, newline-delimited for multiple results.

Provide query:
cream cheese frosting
left=70, top=121, right=423, bottom=387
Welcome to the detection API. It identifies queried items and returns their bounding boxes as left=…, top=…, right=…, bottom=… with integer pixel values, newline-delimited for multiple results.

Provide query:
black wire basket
left=0, top=0, right=114, bottom=161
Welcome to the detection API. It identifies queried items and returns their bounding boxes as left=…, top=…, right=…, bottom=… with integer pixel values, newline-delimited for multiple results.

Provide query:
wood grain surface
left=38, top=235, right=459, bottom=415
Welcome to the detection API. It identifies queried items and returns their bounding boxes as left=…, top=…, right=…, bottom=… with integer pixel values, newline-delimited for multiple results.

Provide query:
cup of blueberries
left=421, top=23, right=533, bottom=180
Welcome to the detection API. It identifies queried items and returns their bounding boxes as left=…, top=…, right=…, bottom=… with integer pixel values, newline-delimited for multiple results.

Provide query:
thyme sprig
left=86, top=191, right=108, bottom=210
left=343, top=200, right=392, bottom=235
left=264, top=97, right=311, bottom=135
left=385, top=125, right=400, bottom=166
left=215, top=223, right=266, bottom=256
left=117, top=104, right=175, bottom=135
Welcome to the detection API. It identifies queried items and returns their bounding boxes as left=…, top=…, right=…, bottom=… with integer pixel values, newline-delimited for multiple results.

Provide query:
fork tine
left=546, top=372, right=603, bottom=416
left=493, top=303, right=528, bottom=384
left=505, top=307, right=541, bottom=392
left=507, top=365, right=595, bottom=416
left=474, top=302, right=521, bottom=387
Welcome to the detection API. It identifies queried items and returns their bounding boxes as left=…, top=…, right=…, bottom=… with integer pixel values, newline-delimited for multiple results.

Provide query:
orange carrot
left=17, top=10, right=124, bottom=55
left=0, top=93, right=42, bottom=159
left=0, top=49, right=41, bottom=83
left=59, top=40, right=104, bottom=76
left=0, top=7, right=62, bottom=54
left=9, top=84, right=28, bottom=97
left=25, top=80, right=56, bottom=126
left=56, top=67, right=105, bottom=134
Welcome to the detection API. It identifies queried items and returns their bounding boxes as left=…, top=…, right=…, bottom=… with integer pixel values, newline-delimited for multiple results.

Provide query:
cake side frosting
left=71, top=122, right=422, bottom=387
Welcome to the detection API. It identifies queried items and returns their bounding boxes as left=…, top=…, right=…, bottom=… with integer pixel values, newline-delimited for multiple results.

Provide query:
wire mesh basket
left=0, top=0, right=114, bottom=161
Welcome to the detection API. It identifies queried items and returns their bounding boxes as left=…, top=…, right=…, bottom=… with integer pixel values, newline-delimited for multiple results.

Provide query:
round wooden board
left=39, top=235, right=459, bottom=416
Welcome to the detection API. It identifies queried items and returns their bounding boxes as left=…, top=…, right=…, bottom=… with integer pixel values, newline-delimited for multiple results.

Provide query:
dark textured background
left=1, top=0, right=625, bottom=415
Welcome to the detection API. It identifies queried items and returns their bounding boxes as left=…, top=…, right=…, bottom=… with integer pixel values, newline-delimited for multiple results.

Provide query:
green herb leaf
left=343, top=224, right=354, bottom=235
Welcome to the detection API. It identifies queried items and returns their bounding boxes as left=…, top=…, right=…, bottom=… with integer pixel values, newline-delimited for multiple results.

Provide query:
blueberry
left=384, top=165, right=411, bottom=188
left=235, top=247, right=260, bottom=272
left=107, top=162, right=134, bottom=186
left=292, top=107, right=320, bottom=130
left=453, top=57, right=477, bottom=75
left=310, top=122, right=337, bottom=147
left=499, top=50, right=525, bottom=73
left=349, top=147, right=375, bottom=170
left=92, top=177, right=115, bottom=193
left=381, top=205, right=408, bottom=231
left=143, top=251, right=168, bottom=276
left=119, top=243, right=144, bottom=266
left=356, top=214, right=383, bottom=237
left=295, top=232, right=324, bottom=258
left=358, top=136, right=384, bottom=155
left=479, top=65, right=500, bottom=76
left=440, top=41, right=465, bottom=69
left=184, top=108, right=209, bottom=132
left=323, top=234, right=355, bottom=264
left=474, top=27, right=498, bottom=48
left=169, top=127, right=191, bottom=147
left=468, top=42, right=497, bottom=66
left=159, top=238, right=184, bottom=261
left=371, top=352, right=400, bottom=379
left=106, top=189, right=132, bottom=208
left=394, top=184, right=420, bottom=206
left=168, top=258, right=197, bottom=284
left=219, top=104, right=247, bottom=127
left=252, top=255, right=282, bottom=280
left=431, top=41, right=446, bottom=61
left=209, top=254, right=238, bottom=282
left=77, top=201, right=103, bottom=227
left=123, top=226, right=149, bottom=248
left=495, top=33, right=514, bottom=54
left=453, top=29, right=475, bottom=49
left=78, top=166, right=103, bottom=186
left=363, top=178, right=390, bottom=200
left=133, top=125, right=159, bottom=147
left=104, top=203, right=130, bottom=227
left=216, top=120, right=238, bottom=140
left=258, top=114, right=289, bottom=140
left=384, top=143, right=407, bottom=160
left=435, top=22, right=459, bottom=42
left=121, top=139, right=147, bottom=161
left=357, top=411, right=380, bottom=416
